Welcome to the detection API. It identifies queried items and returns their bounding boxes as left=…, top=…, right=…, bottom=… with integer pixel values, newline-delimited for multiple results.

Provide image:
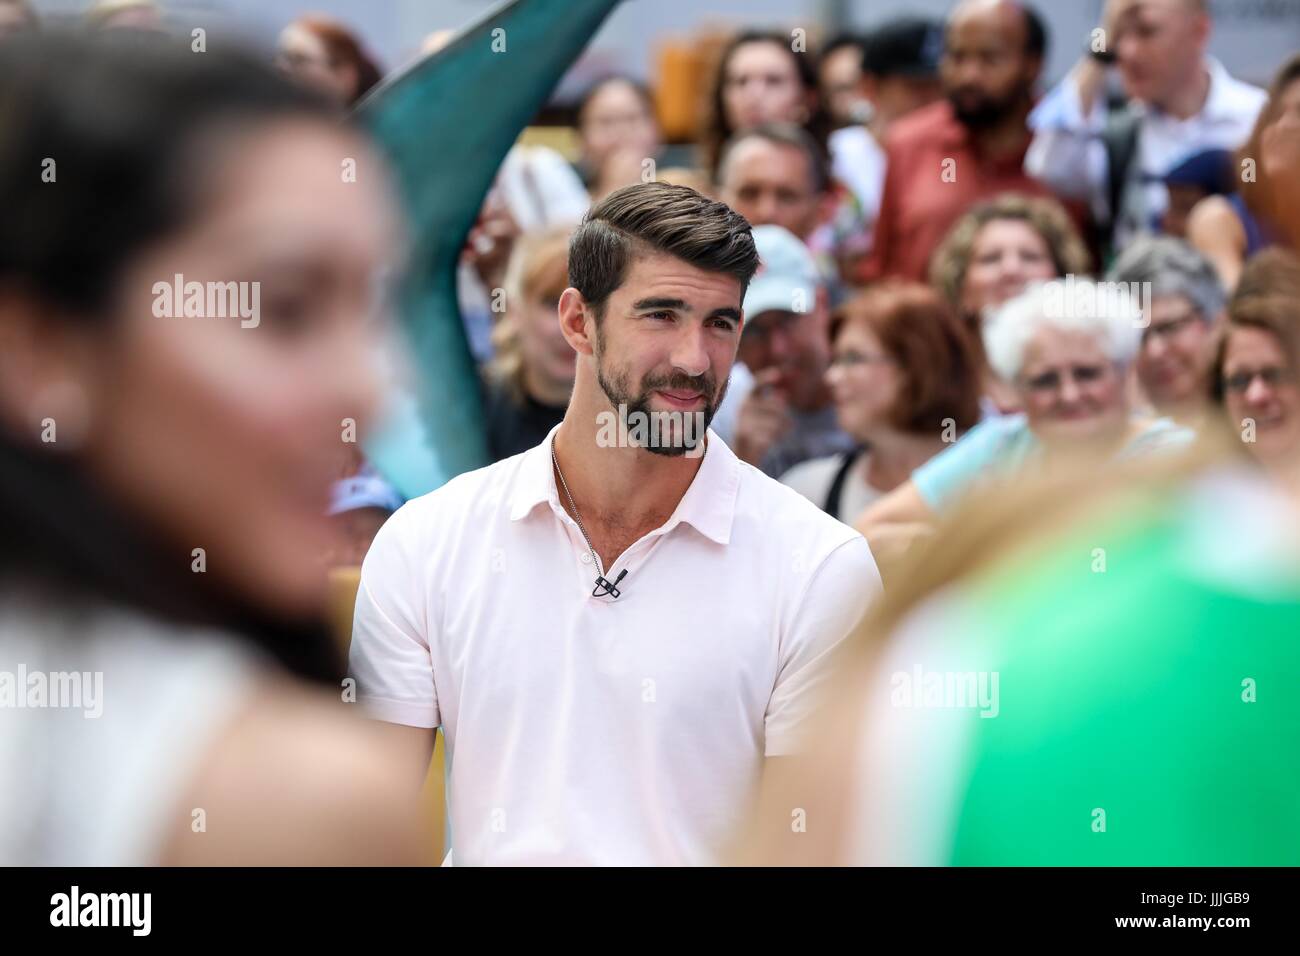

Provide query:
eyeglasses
left=828, top=350, right=894, bottom=370
left=1019, top=364, right=1110, bottom=393
left=1222, top=367, right=1294, bottom=394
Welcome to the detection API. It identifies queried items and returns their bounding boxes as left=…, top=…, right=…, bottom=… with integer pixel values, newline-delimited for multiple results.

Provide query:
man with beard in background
left=349, top=183, right=880, bottom=865
left=859, top=0, right=1075, bottom=282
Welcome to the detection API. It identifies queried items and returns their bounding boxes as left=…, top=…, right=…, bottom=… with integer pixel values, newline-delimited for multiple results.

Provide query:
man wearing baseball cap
left=727, top=225, right=855, bottom=478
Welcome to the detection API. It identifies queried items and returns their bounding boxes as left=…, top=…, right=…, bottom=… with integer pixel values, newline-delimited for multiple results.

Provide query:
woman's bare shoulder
left=157, top=676, right=435, bottom=866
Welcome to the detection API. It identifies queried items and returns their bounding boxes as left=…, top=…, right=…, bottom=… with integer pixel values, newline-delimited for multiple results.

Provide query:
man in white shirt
left=1025, top=0, right=1265, bottom=252
left=349, top=182, right=881, bottom=865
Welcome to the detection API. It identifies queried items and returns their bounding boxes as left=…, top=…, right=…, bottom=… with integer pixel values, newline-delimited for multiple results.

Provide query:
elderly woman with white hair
left=856, top=278, right=1194, bottom=547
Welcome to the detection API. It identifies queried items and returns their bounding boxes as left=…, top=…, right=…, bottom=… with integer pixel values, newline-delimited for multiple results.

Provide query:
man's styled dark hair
left=568, top=181, right=759, bottom=322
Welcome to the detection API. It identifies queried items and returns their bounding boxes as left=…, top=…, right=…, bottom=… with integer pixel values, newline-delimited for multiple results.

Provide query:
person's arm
left=731, top=367, right=793, bottom=468
left=1024, top=62, right=1111, bottom=204
left=1024, top=0, right=1131, bottom=205
left=854, top=479, right=934, bottom=536
left=763, top=535, right=881, bottom=760
left=157, top=678, right=436, bottom=866
left=1187, top=194, right=1247, bottom=291
left=856, top=416, right=1020, bottom=543
left=348, top=502, right=442, bottom=786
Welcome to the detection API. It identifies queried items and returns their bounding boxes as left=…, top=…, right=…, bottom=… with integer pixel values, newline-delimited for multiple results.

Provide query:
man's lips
left=655, top=389, right=705, bottom=409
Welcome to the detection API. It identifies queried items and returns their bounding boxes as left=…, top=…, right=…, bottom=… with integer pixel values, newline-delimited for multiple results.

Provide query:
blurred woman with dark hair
left=576, top=75, right=664, bottom=201
left=781, top=282, right=982, bottom=523
left=276, top=13, right=383, bottom=108
left=699, top=30, right=832, bottom=180
left=0, top=33, right=427, bottom=864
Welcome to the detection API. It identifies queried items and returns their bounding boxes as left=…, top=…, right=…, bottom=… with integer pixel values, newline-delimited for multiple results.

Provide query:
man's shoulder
left=885, top=101, right=955, bottom=152
left=1217, top=68, right=1268, bottom=115
left=385, top=446, right=539, bottom=532
left=736, top=454, right=864, bottom=554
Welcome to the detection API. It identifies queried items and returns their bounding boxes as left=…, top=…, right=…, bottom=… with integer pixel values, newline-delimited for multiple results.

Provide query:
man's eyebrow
left=707, top=307, right=742, bottom=323
left=632, top=297, right=689, bottom=311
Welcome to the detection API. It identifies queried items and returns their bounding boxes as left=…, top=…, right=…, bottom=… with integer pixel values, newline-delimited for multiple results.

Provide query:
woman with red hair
left=276, top=14, right=382, bottom=108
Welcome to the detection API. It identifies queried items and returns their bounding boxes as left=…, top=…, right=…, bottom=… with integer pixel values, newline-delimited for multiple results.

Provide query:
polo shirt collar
left=1144, top=57, right=1241, bottom=123
left=1201, top=56, right=1243, bottom=122
left=508, top=423, right=564, bottom=522
left=508, top=423, right=740, bottom=546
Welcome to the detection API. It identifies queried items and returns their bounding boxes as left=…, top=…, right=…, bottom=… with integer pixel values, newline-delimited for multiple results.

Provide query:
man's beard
left=948, top=88, right=1021, bottom=129
left=594, top=352, right=725, bottom=457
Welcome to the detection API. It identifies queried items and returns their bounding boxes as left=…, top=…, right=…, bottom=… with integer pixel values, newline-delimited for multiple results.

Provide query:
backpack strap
left=1101, top=99, right=1141, bottom=264
left=824, top=447, right=865, bottom=519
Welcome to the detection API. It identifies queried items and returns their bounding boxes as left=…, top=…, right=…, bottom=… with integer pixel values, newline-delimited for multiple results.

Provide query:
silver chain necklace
left=550, top=434, right=707, bottom=599
left=551, top=436, right=626, bottom=598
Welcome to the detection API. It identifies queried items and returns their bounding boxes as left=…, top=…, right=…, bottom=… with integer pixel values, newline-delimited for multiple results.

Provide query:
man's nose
left=1245, top=375, right=1274, bottom=405
left=767, top=324, right=797, bottom=362
left=670, top=325, right=710, bottom=377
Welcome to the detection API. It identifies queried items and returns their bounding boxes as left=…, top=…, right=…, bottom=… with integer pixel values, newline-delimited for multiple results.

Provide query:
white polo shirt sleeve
left=348, top=506, right=440, bottom=729
left=764, top=534, right=880, bottom=756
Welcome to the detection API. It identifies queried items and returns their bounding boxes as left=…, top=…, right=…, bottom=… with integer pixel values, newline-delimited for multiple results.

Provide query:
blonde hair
left=733, top=436, right=1225, bottom=865
left=486, top=228, right=572, bottom=400
left=928, top=193, right=1092, bottom=319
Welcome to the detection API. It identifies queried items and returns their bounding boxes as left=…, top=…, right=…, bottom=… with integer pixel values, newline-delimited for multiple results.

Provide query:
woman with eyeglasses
left=1106, top=236, right=1225, bottom=427
left=1210, top=250, right=1300, bottom=477
left=856, top=278, right=1194, bottom=549
left=779, top=282, right=982, bottom=524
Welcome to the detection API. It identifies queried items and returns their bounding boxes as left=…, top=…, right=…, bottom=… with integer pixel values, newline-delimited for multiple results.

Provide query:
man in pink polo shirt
left=348, top=182, right=880, bottom=865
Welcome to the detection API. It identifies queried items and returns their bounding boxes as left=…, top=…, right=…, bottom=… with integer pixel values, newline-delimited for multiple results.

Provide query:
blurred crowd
left=249, top=0, right=1300, bottom=573
left=2, top=0, right=1299, bottom=867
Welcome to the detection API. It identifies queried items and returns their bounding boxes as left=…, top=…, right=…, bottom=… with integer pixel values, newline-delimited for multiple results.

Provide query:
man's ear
left=1191, top=12, right=1211, bottom=52
left=557, top=286, right=596, bottom=356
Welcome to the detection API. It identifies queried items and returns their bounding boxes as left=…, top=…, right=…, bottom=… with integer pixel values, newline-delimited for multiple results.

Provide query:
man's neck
left=552, top=393, right=705, bottom=548
left=1160, top=63, right=1212, bottom=121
